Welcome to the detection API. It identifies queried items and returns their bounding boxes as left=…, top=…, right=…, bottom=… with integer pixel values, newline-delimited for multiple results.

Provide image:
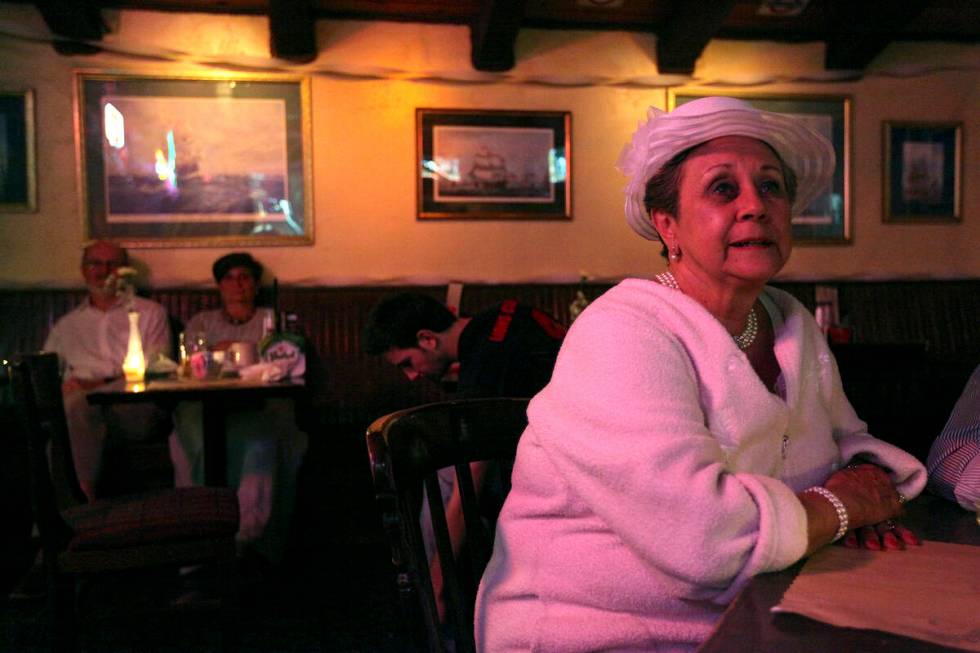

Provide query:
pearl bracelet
left=804, top=486, right=849, bottom=542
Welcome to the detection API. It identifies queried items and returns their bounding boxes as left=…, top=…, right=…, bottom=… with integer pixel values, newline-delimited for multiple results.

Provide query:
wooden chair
left=9, top=352, right=241, bottom=652
left=366, top=397, right=530, bottom=653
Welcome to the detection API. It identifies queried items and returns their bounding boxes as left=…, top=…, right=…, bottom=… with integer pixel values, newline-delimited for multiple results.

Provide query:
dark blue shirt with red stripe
left=455, top=299, right=566, bottom=399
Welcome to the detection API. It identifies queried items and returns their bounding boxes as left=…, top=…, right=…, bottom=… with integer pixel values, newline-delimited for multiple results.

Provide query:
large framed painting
left=882, top=122, right=962, bottom=223
left=669, top=92, right=851, bottom=244
left=416, top=109, right=571, bottom=220
left=75, top=73, right=313, bottom=247
left=0, top=89, right=36, bottom=212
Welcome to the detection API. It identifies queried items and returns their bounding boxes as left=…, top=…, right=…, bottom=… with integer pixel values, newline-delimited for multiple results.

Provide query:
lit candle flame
left=123, top=350, right=145, bottom=383
left=122, top=310, right=146, bottom=383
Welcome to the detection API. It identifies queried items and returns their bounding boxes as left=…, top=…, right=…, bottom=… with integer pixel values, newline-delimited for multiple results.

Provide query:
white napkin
left=772, top=541, right=980, bottom=651
left=237, top=361, right=291, bottom=383
left=146, top=353, right=178, bottom=374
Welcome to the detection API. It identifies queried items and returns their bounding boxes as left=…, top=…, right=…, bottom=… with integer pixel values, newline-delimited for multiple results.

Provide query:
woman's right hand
left=824, top=463, right=905, bottom=531
left=842, top=520, right=921, bottom=550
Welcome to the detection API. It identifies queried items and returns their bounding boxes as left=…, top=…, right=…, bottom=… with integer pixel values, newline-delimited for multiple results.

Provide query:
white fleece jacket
left=475, top=279, right=926, bottom=653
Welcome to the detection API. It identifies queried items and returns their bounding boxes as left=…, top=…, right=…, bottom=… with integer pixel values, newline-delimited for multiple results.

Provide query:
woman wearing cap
left=184, top=252, right=272, bottom=349
left=170, top=252, right=307, bottom=564
left=475, top=98, right=927, bottom=652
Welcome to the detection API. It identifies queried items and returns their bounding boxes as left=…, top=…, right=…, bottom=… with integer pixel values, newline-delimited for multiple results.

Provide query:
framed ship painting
left=416, top=109, right=571, bottom=220
left=883, top=122, right=962, bottom=223
left=669, top=92, right=851, bottom=244
left=75, top=73, right=313, bottom=247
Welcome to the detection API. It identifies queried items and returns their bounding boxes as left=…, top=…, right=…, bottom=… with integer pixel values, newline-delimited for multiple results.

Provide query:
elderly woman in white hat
left=475, top=97, right=927, bottom=652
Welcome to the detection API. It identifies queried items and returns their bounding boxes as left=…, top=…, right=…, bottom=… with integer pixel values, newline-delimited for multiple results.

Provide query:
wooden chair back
left=9, top=352, right=241, bottom=652
left=366, top=397, right=530, bottom=653
left=10, top=353, right=83, bottom=558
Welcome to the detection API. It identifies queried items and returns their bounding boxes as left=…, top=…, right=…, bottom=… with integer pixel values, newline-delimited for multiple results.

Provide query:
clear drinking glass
left=188, top=333, right=221, bottom=380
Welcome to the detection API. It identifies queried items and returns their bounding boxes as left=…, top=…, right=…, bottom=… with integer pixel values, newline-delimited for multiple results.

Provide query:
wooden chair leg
left=219, top=561, right=241, bottom=653
left=48, top=573, right=77, bottom=653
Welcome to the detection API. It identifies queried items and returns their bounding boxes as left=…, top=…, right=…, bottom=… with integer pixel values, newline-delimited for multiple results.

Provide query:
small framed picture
left=882, top=122, right=962, bottom=223
left=416, top=109, right=571, bottom=220
left=0, top=89, right=36, bottom=212
left=670, top=92, right=852, bottom=244
left=75, top=72, right=313, bottom=247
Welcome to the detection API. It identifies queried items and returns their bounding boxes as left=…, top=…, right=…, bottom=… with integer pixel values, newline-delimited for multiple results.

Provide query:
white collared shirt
left=43, top=295, right=171, bottom=380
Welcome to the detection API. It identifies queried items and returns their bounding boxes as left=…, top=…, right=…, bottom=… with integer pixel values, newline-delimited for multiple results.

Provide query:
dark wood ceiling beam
left=269, top=0, right=317, bottom=62
left=824, top=0, right=932, bottom=70
left=470, top=0, right=527, bottom=72
left=34, top=0, right=105, bottom=55
left=655, top=0, right=737, bottom=75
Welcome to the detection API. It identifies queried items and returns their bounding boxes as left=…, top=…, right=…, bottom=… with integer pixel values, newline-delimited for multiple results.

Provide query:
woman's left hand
left=842, top=520, right=921, bottom=551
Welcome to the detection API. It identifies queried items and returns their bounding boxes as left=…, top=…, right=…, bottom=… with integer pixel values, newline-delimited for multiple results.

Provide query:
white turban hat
left=617, top=96, right=836, bottom=240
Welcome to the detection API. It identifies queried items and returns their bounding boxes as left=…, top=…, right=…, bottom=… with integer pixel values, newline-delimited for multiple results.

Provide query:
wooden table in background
left=88, top=377, right=306, bottom=487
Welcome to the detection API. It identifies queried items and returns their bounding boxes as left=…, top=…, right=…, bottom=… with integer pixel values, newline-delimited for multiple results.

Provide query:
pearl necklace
left=654, top=271, right=759, bottom=351
left=654, top=271, right=680, bottom=290
left=732, top=308, right=759, bottom=351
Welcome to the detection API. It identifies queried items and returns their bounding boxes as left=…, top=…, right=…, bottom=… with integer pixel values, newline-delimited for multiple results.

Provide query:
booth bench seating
left=1, top=279, right=978, bottom=464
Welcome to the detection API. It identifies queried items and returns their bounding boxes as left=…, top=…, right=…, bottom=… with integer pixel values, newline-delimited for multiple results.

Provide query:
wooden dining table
left=88, top=376, right=306, bottom=487
left=696, top=493, right=980, bottom=652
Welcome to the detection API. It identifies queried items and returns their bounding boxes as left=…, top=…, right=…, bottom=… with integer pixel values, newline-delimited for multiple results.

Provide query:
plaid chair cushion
left=63, top=487, right=239, bottom=551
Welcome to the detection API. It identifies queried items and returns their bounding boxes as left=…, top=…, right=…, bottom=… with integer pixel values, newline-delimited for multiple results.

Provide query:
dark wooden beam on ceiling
left=34, top=0, right=105, bottom=55
left=269, top=0, right=317, bottom=62
left=470, top=0, right=527, bottom=72
left=824, top=0, right=931, bottom=70
left=655, top=0, right=737, bottom=75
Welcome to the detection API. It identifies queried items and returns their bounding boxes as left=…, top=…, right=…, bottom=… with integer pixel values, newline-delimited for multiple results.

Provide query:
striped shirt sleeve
left=926, top=365, right=980, bottom=511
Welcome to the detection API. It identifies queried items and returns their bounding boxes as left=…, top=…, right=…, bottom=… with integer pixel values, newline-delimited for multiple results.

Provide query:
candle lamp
left=122, top=310, right=145, bottom=383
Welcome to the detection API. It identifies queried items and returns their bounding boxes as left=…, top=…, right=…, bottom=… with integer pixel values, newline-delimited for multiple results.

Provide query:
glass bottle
left=569, top=275, right=590, bottom=324
left=258, top=313, right=276, bottom=356
left=259, top=311, right=306, bottom=377
left=122, top=310, right=146, bottom=383
left=177, top=331, right=190, bottom=379
left=188, top=332, right=211, bottom=380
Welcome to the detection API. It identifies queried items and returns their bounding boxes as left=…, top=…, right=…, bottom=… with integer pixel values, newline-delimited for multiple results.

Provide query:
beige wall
left=1, top=4, right=977, bottom=288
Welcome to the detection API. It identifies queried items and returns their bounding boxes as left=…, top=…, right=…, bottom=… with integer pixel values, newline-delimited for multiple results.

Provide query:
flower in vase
left=104, top=266, right=140, bottom=309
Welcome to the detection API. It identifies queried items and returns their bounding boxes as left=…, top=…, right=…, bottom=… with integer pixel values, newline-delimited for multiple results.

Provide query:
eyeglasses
left=82, top=259, right=125, bottom=270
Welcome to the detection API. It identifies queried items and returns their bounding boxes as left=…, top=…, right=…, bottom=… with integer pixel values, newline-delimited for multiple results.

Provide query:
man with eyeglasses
left=43, top=240, right=171, bottom=499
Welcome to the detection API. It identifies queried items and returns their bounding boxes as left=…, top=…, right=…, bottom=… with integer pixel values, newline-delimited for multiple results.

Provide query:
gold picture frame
left=416, top=108, right=572, bottom=220
left=75, top=72, right=313, bottom=248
